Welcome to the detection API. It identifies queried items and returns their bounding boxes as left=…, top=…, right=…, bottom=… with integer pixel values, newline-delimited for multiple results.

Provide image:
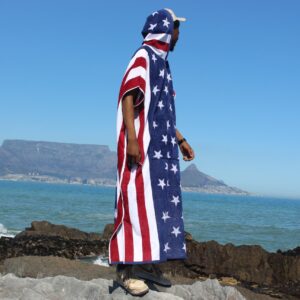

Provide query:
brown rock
left=15, top=220, right=101, bottom=241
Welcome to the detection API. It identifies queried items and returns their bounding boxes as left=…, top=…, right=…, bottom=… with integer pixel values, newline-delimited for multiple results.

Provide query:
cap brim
left=175, top=17, right=186, bottom=22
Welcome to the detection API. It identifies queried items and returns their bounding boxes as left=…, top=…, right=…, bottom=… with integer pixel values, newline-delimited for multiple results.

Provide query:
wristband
left=178, top=138, right=186, bottom=146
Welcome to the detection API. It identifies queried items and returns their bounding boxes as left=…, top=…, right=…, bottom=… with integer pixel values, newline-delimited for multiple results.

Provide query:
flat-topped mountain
left=0, top=139, right=248, bottom=195
left=0, top=139, right=116, bottom=181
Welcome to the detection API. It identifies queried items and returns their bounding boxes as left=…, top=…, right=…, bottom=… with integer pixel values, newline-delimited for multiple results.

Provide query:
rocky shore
left=0, top=221, right=299, bottom=299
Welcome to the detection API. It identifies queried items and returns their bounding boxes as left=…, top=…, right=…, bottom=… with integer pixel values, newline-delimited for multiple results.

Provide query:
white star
left=153, top=121, right=158, bottom=129
left=152, top=53, right=157, bottom=63
left=169, top=104, right=173, bottom=111
left=164, top=242, right=171, bottom=252
left=171, top=195, right=180, bottom=206
left=165, top=162, right=168, bottom=170
left=167, top=180, right=170, bottom=186
left=158, top=178, right=166, bottom=190
left=162, top=17, right=170, bottom=28
left=171, top=226, right=181, bottom=237
left=171, top=137, right=176, bottom=146
left=164, top=86, right=168, bottom=94
left=162, top=134, right=168, bottom=145
left=183, top=243, right=186, bottom=252
left=167, top=73, right=172, bottom=82
left=167, top=151, right=171, bottom=158
left=157, top=100, right=164, bottom=110
left=152, top=85, right=160, bottom=95
left=148, top=23, right=157, bottom=30
left=166, top=120, right=170, bottom=129
left=153, top=150, right=163, bottom=159
left=159, top=69, right=165, bottom=78
left=170, top=163, right=178, bottom=174
left=181, top=215, right=184, bottom=220
left=152, top=11, right=159, bottom=16
left=162, top=211, right=170, bottom=223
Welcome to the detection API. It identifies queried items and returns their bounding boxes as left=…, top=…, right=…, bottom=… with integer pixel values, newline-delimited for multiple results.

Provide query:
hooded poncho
left=109, top=9, right=186, bottom=264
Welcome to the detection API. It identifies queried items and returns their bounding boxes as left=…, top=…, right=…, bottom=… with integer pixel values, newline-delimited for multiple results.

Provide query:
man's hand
left=127, top=138, right=142, bottom=169
left=179, top=141, right=195, bottom=161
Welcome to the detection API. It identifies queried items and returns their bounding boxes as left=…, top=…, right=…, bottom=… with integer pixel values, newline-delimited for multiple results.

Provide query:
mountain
left=0, top=139, right=248, bottom=195
left=0, top=140, right=116, bottom=184
left=181, top=164, right=248, bottom=195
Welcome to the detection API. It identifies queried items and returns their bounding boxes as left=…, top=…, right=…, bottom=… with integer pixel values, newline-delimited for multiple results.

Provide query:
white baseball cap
left=165, top=8, right=187, bottom=22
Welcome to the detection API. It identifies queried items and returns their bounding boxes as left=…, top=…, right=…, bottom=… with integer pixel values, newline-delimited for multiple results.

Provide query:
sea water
left=1, top=180, right=299, bottom=254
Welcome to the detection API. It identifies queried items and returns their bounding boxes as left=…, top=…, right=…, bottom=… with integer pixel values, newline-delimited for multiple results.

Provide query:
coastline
left=0, top=175, right=249, bottom=196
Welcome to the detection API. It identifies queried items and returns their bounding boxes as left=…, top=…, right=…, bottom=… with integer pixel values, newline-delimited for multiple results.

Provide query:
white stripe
left=116, top=102, right=123, bottom=144
left=122, top=49, right=149, bottom=75
left=125, top=66, right=146, bottom=85
left=127, top=165, right=143, bottom=262
left=143, top=33, right=171, bottom=60
left=116, top=134, right=127, bottom=263
left=142, top=155, right=160, bottom=260
left=144, top=33, right=171, bottom=43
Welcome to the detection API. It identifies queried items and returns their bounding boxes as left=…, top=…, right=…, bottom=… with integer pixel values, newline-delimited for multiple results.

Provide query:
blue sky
left=0, top=1, right=299, bottom=198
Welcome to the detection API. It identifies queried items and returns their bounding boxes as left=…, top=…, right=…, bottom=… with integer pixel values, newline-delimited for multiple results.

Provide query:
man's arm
left=122, top=89, right=141, bottom=169
left=175, top=128, right=195, bottom=161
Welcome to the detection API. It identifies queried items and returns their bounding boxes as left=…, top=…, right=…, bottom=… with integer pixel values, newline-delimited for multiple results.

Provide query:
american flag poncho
left=109, top=9, right=186, bottom=264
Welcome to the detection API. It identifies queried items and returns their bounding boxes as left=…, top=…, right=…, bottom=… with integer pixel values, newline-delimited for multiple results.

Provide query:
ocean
left=1, top=180, right=299, bottom=254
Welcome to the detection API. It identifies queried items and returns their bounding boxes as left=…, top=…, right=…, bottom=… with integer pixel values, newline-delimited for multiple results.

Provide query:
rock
left=15, top=220, right=101, bottom=240
left=159, top=239, right=300, bottom=298
left=1, top=256, right=115, bottom=281
left=0, top=221, right=107, bottom=262
left=0, top=234, right=108, bottom=261
left=1, top=221, right=299, bottom=298
left=102, top=224, right=114, bottom=240
left=0, top=273, right=246, bottom=300
left=277, top=246, right=300, bottom=256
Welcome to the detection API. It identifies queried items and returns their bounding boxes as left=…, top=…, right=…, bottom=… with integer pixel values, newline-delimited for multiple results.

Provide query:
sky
left=0, top=0, right=299, bottom=198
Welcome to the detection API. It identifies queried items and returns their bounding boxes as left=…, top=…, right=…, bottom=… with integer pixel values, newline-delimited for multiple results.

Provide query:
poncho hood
left=141, top=9, right=174, bottom=60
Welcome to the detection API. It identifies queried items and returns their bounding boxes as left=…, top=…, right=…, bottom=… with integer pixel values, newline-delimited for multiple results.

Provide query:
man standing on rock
left=109, top=8, right=195, bottom=296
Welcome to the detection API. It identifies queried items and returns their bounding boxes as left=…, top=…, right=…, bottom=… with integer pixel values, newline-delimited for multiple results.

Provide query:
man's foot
left=116, top=264, right=149, bottom=296
left=133, top=264, right=172, bottom=287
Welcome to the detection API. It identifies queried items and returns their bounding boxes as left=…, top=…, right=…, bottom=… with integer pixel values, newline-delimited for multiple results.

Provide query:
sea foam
left=0, top=223, right=16, bottom=238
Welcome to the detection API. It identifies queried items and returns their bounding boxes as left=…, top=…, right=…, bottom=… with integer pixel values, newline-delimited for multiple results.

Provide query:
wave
left=92, top=256, right=109, bottom=267
left=0, top=223, right=19, bottom=238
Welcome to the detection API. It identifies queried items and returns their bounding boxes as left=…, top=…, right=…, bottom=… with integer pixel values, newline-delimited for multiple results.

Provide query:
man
left=109, top=8, right=195, bottom=296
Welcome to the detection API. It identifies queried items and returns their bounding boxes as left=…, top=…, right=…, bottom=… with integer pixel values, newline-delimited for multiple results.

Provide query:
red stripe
left=135, top=108, right=152, bottom=261
left=118, top=57, right=147, bottom=105
left=119, top=77, right=146, bottom=104
left=121, top=159, right=134, bottom=262
left=143, top=39, right=169, bottom=52
left=110, top=195, right=122, bottom=262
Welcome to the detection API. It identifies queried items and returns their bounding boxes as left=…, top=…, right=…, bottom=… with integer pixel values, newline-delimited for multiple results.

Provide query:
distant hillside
left=0, top=139, right=116, bottom=180
left=0, top=139, right=248, bottom=195
left=181, top=164, right=248, bottom=195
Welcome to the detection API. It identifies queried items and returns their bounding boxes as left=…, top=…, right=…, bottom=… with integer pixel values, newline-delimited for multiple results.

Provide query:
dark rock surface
left=1, top=221, right=299, bottom=298
left=0, top=221, right=107, bottom=262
